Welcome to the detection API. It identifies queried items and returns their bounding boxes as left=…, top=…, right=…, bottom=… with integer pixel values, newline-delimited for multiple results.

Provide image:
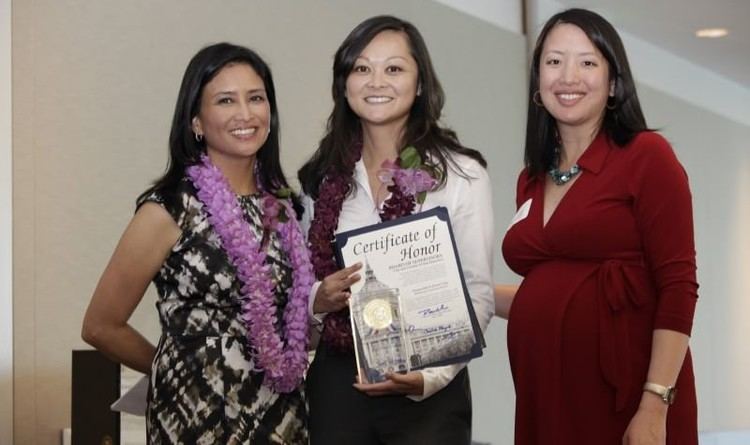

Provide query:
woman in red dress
left=499, top=8, right=698, bottom=444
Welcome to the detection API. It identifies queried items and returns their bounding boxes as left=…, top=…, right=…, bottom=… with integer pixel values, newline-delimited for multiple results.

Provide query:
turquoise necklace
left=548, top=148, right=581, bottom=186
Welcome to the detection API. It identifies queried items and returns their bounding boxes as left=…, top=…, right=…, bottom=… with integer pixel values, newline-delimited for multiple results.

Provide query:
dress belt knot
left=596, top=258, right=648, bottom=412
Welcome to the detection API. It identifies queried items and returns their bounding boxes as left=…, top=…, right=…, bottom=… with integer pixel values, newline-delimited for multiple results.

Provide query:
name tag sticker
left=507, top=198, right=532, bottom=231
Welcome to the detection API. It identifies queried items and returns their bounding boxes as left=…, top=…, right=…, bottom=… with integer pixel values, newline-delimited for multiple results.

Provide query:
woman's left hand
left=353, top=371, right=424, bottom=397
left=622, top=399, right=667, bottom=445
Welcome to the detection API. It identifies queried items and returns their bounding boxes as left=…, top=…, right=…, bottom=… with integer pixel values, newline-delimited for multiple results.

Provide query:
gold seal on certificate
left=362, top=299, right=392, bottom=330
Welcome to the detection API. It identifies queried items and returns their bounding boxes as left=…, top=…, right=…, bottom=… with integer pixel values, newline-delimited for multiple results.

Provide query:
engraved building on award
left=351, top=263, right=407, bottom=382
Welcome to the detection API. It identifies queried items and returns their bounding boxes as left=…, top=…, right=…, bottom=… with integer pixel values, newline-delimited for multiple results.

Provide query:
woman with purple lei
left=82, top=43, right=312, bottom=444
left=298, top=15, right=495, bottom=445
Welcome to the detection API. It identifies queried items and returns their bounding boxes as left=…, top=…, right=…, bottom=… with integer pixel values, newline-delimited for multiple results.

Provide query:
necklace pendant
left=548, top=163, right=581, bottom=186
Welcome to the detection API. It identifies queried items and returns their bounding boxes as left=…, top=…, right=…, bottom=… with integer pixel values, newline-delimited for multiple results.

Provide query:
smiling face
left=345, top=30, right=419, bottom=131
left=539, top=23, right=614, bottom=137
left=192, top=63, right=270, bottom=163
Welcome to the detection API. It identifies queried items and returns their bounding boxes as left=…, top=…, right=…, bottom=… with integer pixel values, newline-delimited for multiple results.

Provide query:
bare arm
left=81, top=202, right=180, bottom=374
left=623, top=329, right=689, bottom=444
left=494, top=284, right=518, bottom=319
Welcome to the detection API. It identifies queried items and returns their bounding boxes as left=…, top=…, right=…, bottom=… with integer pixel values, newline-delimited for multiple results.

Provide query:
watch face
left=644, top=383, right=677, bottom=405
left=665, top=387, right=677, bottom=404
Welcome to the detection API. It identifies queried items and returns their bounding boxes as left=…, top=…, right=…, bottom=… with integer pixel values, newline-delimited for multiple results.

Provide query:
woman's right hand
left=313, top=263, right=363, bottom=314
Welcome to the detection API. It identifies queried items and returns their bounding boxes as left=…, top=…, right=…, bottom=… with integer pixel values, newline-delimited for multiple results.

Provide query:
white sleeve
left=408, top=161, right=496, bottom=401
left=409, top=362, right=467, bottom=401
left=300, top=194, right=326, bottom=326
left=300, top=193, right=314, bottom=241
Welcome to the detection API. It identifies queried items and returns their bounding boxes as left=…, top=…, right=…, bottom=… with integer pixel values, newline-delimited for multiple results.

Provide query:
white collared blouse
left=302, top=152, right=496, bottom=401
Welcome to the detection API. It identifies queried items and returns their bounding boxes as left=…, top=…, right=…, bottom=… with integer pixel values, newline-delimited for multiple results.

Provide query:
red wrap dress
left=502, top=131, right=698, bottom=444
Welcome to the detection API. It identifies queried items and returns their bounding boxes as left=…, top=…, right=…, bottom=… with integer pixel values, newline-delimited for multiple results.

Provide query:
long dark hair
left=298, top=15, right=486, bottom=198
left=138, top=42, right=294, bottom=209
left=525, top=8, right=650, bottom=176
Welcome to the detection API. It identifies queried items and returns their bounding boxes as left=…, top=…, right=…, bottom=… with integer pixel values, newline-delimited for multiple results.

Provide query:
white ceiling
left=555, top=0, right=750, bottom=87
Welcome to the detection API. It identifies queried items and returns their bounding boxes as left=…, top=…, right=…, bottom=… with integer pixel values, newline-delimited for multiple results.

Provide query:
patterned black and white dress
left=139, top=179, right=308, bottom=445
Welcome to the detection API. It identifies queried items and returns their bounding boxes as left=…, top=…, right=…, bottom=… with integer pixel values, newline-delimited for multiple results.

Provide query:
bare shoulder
left=123, top=201, right=181, bottom=255
left=133, top=200, right=178, bottom=227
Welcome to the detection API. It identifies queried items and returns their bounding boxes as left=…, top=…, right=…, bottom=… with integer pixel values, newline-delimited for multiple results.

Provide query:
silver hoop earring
left=606, top=96, right=617, bottom=110
left=194, top=132, right=204, bottom=142
left=533, top=91, right=544, bottom=107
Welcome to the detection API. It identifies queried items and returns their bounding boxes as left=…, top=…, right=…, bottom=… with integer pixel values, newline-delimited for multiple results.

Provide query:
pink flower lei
left=308, top=145, right=438, bottom=353
left=186, top=154, right=314, bottom=393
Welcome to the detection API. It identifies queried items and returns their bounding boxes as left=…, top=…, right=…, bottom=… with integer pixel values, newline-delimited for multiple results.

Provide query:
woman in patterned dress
left=82, top=43, right=311, bottom=444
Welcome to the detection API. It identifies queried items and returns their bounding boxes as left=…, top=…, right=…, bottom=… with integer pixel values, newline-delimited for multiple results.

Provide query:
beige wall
left=1, top=0, right=13, bottom=442
left=11, top=0, right=525, bottom=443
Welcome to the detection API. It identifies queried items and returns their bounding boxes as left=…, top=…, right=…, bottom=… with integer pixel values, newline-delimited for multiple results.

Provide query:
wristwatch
left=643, top=382, right=677, bottom=405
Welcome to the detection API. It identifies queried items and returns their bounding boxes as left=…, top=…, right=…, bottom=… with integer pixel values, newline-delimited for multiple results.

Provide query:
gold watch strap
left=643, top=382, right=676, bottom=405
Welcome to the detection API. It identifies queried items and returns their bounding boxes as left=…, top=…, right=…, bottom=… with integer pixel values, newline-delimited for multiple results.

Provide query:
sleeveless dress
left=140, top=179, right=307, bottom=445
left=502, top=132, right=698, bottom=444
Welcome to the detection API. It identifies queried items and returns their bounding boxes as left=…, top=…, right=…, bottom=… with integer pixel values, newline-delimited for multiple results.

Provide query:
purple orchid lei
left=308, top=145, right=438, bottom=352
left=378, top=159, right=437, bottom=198
left=186, top=154, right=313, bottom=393
left=377, top=147, right=438, bottom=220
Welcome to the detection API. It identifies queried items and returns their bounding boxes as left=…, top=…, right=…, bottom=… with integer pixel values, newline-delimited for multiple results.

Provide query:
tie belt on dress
left=595, top=259, right=650, bottom=412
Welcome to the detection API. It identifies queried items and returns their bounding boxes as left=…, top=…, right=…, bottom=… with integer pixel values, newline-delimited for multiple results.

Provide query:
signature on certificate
left=417, top=303, right=449, bottom=317
left=406, top=323, right=453, bottom=334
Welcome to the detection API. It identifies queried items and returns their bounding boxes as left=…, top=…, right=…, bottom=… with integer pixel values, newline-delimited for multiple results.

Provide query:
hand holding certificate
left=335, top=207, right=484, bottom=384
